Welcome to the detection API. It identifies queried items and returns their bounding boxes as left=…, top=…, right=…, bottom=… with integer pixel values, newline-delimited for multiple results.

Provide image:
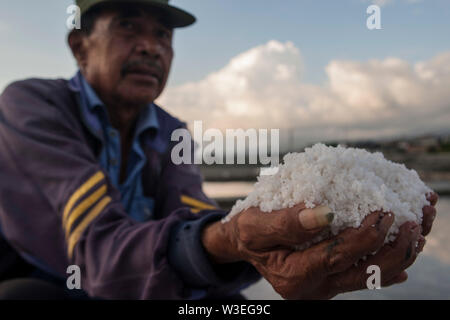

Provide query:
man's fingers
left=422, top=191, right=438, bottom=236
left=383, top=271, right=408, bottom=287
left=416, top=235, right=426, bottom=254
left=328, top=222, right=420, bottom=295
left=359, top=221, right=421, bottom=286
left=426, top=192, right=438, bottom=206
left=305, top=211, right=394, bottom=276
left=248, top=248, right=316, bottom=300
left=421, top=205, right=436, bottom=236
left=237, top=203, right=334, bottom=250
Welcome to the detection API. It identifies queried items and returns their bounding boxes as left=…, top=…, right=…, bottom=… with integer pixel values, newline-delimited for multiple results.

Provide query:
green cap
left=76, top=0, right=196, bottom=28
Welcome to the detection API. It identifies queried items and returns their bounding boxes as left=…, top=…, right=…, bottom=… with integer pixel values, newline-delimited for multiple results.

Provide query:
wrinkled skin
left=68, top=5, right=174, bottom=182
left=203, top=192, right=438, bottom=300
left=69, top=7, right=173, bottom=110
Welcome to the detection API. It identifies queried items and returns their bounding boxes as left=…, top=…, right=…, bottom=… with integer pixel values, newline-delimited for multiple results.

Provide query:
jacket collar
left=69, top=71, right=160, bottom=136
left=68, top=71, right=185, bottom=155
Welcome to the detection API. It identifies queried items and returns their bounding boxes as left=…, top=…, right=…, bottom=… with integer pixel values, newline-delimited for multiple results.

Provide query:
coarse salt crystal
left=223, top=143, right=431, bottom=249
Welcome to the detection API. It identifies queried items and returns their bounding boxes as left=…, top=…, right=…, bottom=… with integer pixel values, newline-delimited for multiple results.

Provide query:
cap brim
left=83, top=0, right=196, bottom=28
left=141, top=1, right=196, bottom=28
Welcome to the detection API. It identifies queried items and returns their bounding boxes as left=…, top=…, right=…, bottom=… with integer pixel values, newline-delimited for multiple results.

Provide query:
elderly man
left=0, top=0, right=438, bottom=300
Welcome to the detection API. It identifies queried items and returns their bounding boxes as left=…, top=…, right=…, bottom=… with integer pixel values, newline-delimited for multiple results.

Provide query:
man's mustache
left=121, top=60, right=163, bottom=80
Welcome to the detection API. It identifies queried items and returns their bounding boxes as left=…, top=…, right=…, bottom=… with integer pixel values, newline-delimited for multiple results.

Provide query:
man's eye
left=158, top=29, right=172, bottom=39
left=119, top=20, right=135, bottom=30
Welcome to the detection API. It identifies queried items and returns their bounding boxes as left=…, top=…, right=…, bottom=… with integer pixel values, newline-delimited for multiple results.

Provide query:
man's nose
left=134, top=36, right=162, bottom=58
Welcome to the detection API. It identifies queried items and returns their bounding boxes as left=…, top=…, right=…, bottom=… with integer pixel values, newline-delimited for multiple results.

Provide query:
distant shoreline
left=204, top=179, right=450, bottom=210
left=200, top=152, right=450, bottom=182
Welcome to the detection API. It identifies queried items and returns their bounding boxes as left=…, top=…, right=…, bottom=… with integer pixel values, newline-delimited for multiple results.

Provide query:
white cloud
left=364, top=0, right=421, bottom=7
left=158, top=41, right=450, bottom=143
left=372, top=0, right=392, bottom=7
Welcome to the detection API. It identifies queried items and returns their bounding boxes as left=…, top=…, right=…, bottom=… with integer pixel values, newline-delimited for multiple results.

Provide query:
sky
left=0, top=0, right=449, bottom=146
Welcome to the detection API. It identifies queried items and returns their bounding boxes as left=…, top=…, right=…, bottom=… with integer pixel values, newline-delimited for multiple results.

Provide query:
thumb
left=298, top=205, right=335, bottom=231
left=289, top=205, right=334, bottom=245
left=244, top=204, right=334, bottom=249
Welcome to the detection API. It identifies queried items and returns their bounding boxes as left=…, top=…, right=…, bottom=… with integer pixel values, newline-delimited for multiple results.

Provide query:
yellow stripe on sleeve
left=64, top=184, right=107, bottom=238
left=67, top=196, right=112, bottom=259
left=180, top=195, right=216, bottom=211
left=62, top=171, right=105, bottom=226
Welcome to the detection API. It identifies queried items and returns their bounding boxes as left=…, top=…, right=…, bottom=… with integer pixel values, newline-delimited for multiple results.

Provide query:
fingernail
left=299, top=205, right=334, bottom=230
left=417, top=236, right=426, bottom=253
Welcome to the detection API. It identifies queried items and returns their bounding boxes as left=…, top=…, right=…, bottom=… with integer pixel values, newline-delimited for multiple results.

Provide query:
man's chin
left=116, top=84, right=160, bottom=106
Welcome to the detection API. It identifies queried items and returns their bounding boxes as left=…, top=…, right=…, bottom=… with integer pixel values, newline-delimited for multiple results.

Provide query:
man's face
left=72, top=6, right=174, bottom=106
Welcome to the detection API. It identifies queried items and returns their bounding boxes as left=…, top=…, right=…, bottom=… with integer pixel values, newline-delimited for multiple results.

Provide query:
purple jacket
left=0, top=78, right=260, bottom=299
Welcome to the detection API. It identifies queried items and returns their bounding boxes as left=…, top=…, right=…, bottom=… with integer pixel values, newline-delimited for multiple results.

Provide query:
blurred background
left=0, top=0, right=449, bottom=299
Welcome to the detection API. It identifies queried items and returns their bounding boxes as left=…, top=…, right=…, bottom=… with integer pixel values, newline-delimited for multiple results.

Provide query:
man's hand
left=316, top=192, right=439, bottom=298
left=202, top=204, right=393, bottom=299
left=202, top=203, right=334, bottom=265
left=325, top=220, right=423, bottom=297
left=250, top=210, right=401, bottom=299
left=202, top=192, right=439, bottom=300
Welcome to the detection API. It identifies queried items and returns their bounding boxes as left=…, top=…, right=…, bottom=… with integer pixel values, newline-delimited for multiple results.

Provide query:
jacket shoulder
left=1, top=78, right=70, bottom=105
left=0, top=78, right=77, bottom=125
left=153, top=103, right=186, bottom=130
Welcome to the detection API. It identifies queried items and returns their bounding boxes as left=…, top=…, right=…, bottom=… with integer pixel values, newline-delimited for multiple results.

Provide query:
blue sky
left=171, top=0, right=450, bottom=85
left=0, top=0, right=449, bottom=142
left=1, top=0, right=448, bottom=88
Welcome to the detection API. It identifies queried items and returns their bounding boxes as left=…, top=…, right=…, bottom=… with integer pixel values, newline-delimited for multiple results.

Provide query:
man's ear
left=68, top=30, right=88, bottom=71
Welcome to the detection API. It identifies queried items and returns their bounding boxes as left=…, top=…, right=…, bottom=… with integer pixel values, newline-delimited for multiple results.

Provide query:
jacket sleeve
left=0, top=81, right=225, bottom=299
left=0, top=80, right=261, bottom=299
left=155, top=139, right=261, bottom=299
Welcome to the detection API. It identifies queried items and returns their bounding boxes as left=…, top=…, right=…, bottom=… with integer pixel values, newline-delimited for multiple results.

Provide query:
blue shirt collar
left=79, top=73, right=103, bottom=111
left=75, top=71, right=159, bottom=133
left=69, top=70, right=183, bottom=154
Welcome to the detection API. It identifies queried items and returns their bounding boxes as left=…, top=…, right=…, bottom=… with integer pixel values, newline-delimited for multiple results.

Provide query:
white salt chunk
left=223, top=143, right=431, bottom=249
